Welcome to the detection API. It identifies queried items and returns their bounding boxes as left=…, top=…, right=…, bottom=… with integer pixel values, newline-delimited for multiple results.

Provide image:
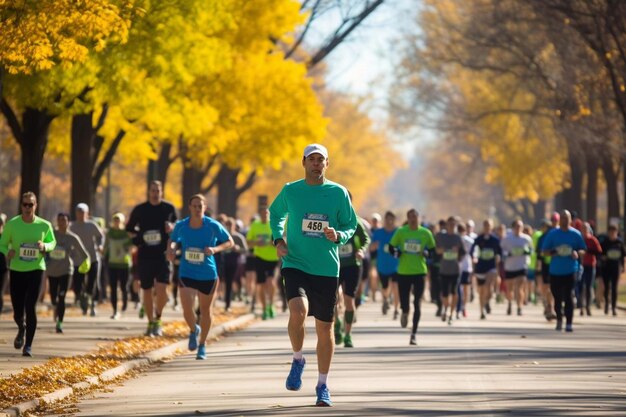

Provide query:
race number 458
left=302, top=213, right=329, bottom=238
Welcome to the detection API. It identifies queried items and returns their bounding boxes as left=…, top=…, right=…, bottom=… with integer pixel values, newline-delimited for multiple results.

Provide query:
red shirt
left=582, top=235, right=602, bottom=266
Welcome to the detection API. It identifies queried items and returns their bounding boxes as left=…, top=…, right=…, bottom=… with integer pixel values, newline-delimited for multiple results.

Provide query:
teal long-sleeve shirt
left=0, top=215, right=56, bottom=272
left=269, top=178, right=357, bottom=277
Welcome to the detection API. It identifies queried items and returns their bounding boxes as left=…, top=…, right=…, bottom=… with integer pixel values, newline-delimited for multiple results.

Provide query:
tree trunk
left=601, top=154, right=620, bottom=229
left=20, top=108, right=54, bottom=211
left=71, top=113, right=96, bottom=213
left=216, top=165, right=239, bottom=217
left=585, top=152, right=599, bottom=223
left=561, top=149, right=584, bottom=216
left=532, top=199, right=546, bottom=226
left=181, top=165, right=204, bottom=217
left=147, top=142, right=173, bottom=191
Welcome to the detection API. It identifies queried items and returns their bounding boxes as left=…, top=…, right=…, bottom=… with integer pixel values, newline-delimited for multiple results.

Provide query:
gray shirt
left=436, top=232, right=466, bottom=275
left=70, top=220, right=105, bottom=262
left=46, top=230, right=90, bottom=277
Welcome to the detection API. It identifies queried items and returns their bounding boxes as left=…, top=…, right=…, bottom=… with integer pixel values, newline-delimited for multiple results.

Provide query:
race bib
left=339, top=243, right=353, bottom=258
left=302, top=213, right=329, bottom=238
left=511, top=247, right=527, bottom=257
left=184, top=247, right=205, bottom=264
left=404, top=240, right=421, bottom=254
left=143, top=230, right=162, bottom=246
left=607, top=249, right=622, bottom=260
left=383, top=243, right=390, bottom=253
left=556, top=245, right=573, bottom=257
left=49, top=247, right=66, bottom=260
left=19, top=243, right=39, bottom=262
left=257, top=234, right=270, bottom=245
left=443, top=250, right=458, bottom=261
left=480, top=248, right=495, bottom=260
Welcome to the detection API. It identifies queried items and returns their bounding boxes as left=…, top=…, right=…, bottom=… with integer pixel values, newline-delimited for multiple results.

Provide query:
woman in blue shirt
left=167, top=194, right=233, bottom=360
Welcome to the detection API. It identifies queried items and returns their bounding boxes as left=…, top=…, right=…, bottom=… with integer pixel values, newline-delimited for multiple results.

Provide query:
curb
left=0, top=313, right=255, bottom=417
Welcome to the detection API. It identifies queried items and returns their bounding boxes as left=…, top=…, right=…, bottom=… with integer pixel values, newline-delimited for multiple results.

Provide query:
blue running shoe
left=196, top=344, right=206, bottom=360
left=315, top=384, right=332, bottom=406
left=285, top=358, right=305, bottom=391
left=188, top=324, right=200, bottom=351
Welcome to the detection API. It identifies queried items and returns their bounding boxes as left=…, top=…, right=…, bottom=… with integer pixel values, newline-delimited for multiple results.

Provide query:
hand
left=571, top=251, right=579, bottom=260
left=204, top=247, right=215, bottom=256
left=37, top=240, right=45, bottom=252
left=7, top=249, right=15, bottom=261
left=323, top=227, right=338, bottom=242
left=276, top=241, right=288, bottom=257
left=356, top=249, right=365, bottom=260
left=166, top=248, right=176, bottom=262
left=164, top=221, right=174, bottom=234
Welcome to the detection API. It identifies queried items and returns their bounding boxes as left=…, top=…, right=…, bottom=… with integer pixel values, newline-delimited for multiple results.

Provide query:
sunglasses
left=22, top=203, right=35, bottom=208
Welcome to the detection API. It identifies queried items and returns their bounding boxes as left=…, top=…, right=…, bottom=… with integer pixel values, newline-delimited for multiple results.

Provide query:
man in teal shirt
left=270, top=143, right=357, bottom=407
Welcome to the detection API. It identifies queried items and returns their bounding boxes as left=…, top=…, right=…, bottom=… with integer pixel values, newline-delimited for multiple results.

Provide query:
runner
left=336, top=213, right=370, bottom=348
left=269, top=143, right=357, bottom=407
left=579, top=222, right=602, bottom=316
left=223, top=217, right=248, bottom=312
left=431, top=220, right=446, bottom=316
left=70, top=203, right=105, bottom=316
left=537, top=214, right=559, bottom=320
left=247, top=207, right=280, bottom=320
left=500, top=220, right=533, bottom=316
left=0, top=215, right=7, bottom=315
left=540, top=210, right=586, bottom=332
left=389, top=209, right=435, bottom=345
left=436, top=216, right=465, bottom=325
left=46, top=212, right=90, bottom=333
left=0, top=192, right=56, bottom=356
left=126, top=180, right=177, bottom=337
left=457, top=222, right=474, bottom=318
left=105, top=213, right=133, bottom=319
left=470, top=219, right=502, bottom=319
left=167, top=194, right=233, bottom=359
left=600, top=224, right=625, bottom=316
left=370, top=211, right=399, bottom=318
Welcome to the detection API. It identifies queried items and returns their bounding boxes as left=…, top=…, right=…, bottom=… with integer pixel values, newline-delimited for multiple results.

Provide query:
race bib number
left=404, top=240, right=421, bottom=254
left=302, top=213, right=329, bottom=238
left=257, top=234, right=270, bottom=245
left=383, top=243, right=390, bottom=253
left=480, top=248, right=495, bottom=260
left=443, top=250, right=458, bottom=261
left=19, top=243, right=39, bottom=262
left=511, top=247, right=526, bottom=257
left=607, top=249, right=622, bottom=260
left=184, top=248, right=205, bottom=264
left=556, top=245, right=573, bottom=257
left=49, top=247, right=66, bottom=260
left=339, top=243, right=353, bottom=258
left=143, top=230, right=162, bottom=246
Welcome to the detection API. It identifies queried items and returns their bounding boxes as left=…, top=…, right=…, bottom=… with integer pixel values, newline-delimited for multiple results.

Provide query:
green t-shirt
left=246, top=220, right=278, bottom=262
left=339, top=218, right=370, bottom=268
left=269, top=178, right=357, bottom=277
left=106, top=228, right=133, bottom=268
left=0, top=215, right=56, bottom=272
left=530, top=230, right=542, bottom=270
left=389, top=225, right=435, bottom=275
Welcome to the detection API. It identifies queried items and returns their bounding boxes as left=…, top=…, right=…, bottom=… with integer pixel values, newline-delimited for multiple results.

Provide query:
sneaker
left=555, top=320, right=562, bottom=331
left=196, top=344, right=206, bottom=360
left=145, top=321, right=154, bottom=337
left=409, top=333, right=417, bottom=345
left=485, top=303, right=491, bottom=314
left=188, top=324, right=200, bottom=351
left=90, top=307, right=97, bottom=317
left=138, top=305, right=145, bottom=319
left=435, top=306, right=442, bottom=317
left=462, top=309, right=467, bottom=318
left=262, top=309, right=268, bottom=320
left=315, top=384, right=332, bottom=407
left=517, top=308, right=522, bottom=316
left=579, top=309, right=584, bottom=316
left=613, top=309, right=618, bottom=317
left=586, top=308, right=592, bottom=316
left=400, top=312, right=408, bottom=328
left=286, top=358, right=306, bottom=391
left=565, top=324, right=573, bottom=332
left=152, top=319, right=163, bottom=336
left=480, top=312, right=486, bottom=320
left=393, top=310, right=399, bottom=320
left=22, top=346, right=32, bottom=357
left=507, top=303, right=512, bottom=316
left=56, top=321, right=63, bottom=334
left=344, top=333, right=353, bottom=348
left=447, top=315, right=452, bottom=325
left=269, top=305, right=275, bottom=319
left=14, top=327, right=25, bottom=349
left=110, top=312, right=120, bottom=320
left=441, top=313, right=446, bottom=322
left=382, top=299, right=389, bottom=315
left=80, top=293, right=89, bottom=314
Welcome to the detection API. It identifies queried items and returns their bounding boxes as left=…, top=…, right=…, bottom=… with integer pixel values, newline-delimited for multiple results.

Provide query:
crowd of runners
left=0, top=143, right=624, bottom=407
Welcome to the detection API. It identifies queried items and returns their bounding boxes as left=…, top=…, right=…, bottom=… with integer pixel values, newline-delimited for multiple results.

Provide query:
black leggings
left=0, top=266, right=7, bottom=313
left=109, top=267, right=129, bottom=313
left=603, top=268, right=620, bottom=310
left=223, top=253, right=239, bottom=310
left=48, top=274, right=69, bottom=321
left=10, top=270, right=43, bottom=348
left=397, top=274, right=426, bottom=333
left=550, top=274, right=575, bottom=325
left=73, top=261, right=100, bottom=307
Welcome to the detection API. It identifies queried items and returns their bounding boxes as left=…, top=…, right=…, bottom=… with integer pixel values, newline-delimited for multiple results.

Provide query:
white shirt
left=501, top=233, right=533, bottom=272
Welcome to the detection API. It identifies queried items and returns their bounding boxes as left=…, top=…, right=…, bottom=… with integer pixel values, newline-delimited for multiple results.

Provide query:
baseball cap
left=303, top=143, right=328, bottom=159
left=112, top=212, right=125, bottom=223
left=76, top=203, right=89, bottom=212
left=550, top=211, right=560, bottom=222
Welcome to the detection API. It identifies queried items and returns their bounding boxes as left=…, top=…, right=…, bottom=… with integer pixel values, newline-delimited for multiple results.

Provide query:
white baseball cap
left=76, top=203, right=89, bottom=212
left=303, top=143, right=328, bottom=159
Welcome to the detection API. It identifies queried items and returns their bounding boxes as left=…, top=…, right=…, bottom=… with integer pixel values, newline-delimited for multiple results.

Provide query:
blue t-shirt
left=540, top=227, right=586, bottom=275
left=170, top=216, right=231, bottom=281
left=470, top=234, right=502, bottom=274
left=372, top=227, right=398, bottom=275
